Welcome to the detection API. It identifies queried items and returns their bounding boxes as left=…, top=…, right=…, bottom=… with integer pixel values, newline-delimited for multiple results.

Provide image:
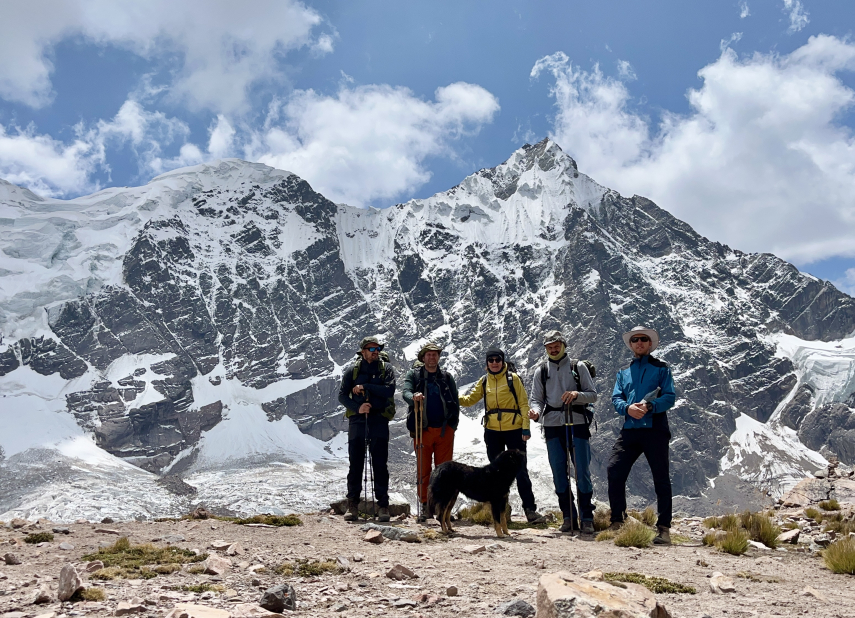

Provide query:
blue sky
left=1, top=0, right=854, bottom=292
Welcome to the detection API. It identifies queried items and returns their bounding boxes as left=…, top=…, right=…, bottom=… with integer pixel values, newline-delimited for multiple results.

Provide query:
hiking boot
left=653, top=526, right=671, bottom=545
left=581, top=520, right=595, bottom=535
left=525, top=509, right=546, bottom=524
left=343, top=501, right=359, bottom=522
left=378, top=507, right=391, bottom=522
left=607, top=521, right=623, bottom=532
left=417, top=503, right=429, bottom=523
left=560, top=517, right=575, bottom=533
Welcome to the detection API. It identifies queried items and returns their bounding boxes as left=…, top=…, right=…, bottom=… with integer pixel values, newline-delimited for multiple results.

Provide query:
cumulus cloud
left=533, top=36, right=855, bottom=265
left=0, top=0, right=331, bottom=112
left=783, top=0, right=809, bottom=33
left=833, top=268, right=855, bottom=296
left=249, top=82, right=500, bottom=206
left=739, top=1, right=751, bottom=18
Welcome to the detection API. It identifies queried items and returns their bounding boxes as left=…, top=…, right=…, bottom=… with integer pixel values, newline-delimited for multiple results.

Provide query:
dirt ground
left=1, top=506, right=854, bottom=618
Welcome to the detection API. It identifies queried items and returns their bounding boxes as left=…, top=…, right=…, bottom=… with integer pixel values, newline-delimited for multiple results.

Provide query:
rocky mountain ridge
left=1, top=139, right=855, bottom=519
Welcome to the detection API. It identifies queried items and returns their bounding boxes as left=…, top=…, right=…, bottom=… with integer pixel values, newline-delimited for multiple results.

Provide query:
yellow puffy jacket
left=459, top=364, right=531, bottom=433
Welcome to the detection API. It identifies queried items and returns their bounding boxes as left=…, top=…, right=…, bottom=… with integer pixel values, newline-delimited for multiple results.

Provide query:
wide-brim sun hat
left=359, top=336, right=384, bottom=350
left=622, top=326, right=659, bottom=352
left=417, top=342, right=443, bottom=362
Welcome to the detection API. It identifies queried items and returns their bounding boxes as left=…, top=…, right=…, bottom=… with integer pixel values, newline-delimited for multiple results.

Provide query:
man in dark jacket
left=401, top=342, right=460, bottom=521
left=607, top=326, right=676, bottom=544
left=338, top=336, right=396, bottom=522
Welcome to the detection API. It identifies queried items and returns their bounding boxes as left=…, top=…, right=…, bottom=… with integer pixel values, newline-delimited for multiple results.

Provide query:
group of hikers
left=336, top=325, right=677, bottom=545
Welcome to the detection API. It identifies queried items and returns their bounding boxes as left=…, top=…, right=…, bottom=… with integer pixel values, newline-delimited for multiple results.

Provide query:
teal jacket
left=611, top=355, right=675, bottom=430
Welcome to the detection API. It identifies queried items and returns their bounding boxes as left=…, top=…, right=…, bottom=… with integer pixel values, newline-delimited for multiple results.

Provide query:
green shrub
left=593, top=506, right=612, bottom=532
left=819, top=499, right=840, bottom=511
left=804, top=507, right=820, bottom=521
left=613, top=519, right=655, bottom=548
left=226, top=514, right=302, bottom=527
left=181, top=584, right=224, bottom=593
left=717, top=529, right=750, bottom=556
left=69, top=587, right=107, bottom=602
left=823, top=520, right=855, bottom=535
left=719, top=514, right=739, bottom=532
left=603, top=572, right=696, bottom=594
left=24, top=532, right=54, bottom=544
left=823, top=537, right=855, bottom=575
left=702, top=532, right=717, bottom=546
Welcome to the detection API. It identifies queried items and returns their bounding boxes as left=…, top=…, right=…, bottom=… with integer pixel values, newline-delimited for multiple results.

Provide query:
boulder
left=209, top=540, right=231, bottom=550
left=231, top=604, right=285, bottom=618
left=59, top=542, right=75, bottom=551
left=363, top=530, right=384, bottom=544
left=360, top=522, right=419, bottom=542
left=781, top=477, right=832, bottom=507
left=777, top=528, right=800, bottom=544
left=537, top=571, right=671, bottom=618
left=165, top=604, right=230, bottom=618
left=226, top=542, right=242, bottom=556
left=203, top=555, right=232, bottom=575
left=462, top=545, right=486, bottom=554
left=31, top=587, right=52, bottom=605
left=446, top=586, right=458, bottom=597
left=3, top=554, right=21, bottom=565
left=497, top=599, right=535, bottom=617
left=709, top=573, right=736, bottom=594
left=57, top=564, right=83, bottom=602
left=259, top=584, right=297, bottom=613
left=10, top=519, right=28, bottom=529
left=85, top=560, right=105, bottom=572
left=330, top=499, right=410, bottom=517
left=114, top=602, right=146, bottom=616
left=386, top=564, right=417, bottom=580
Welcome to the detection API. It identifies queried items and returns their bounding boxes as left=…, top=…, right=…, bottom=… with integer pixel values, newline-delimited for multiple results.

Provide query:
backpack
left=348, top=352, right=395, bottom=420
left=537, top=358, right=596, bottom=428
left=481, top=361, right=522, bottom=426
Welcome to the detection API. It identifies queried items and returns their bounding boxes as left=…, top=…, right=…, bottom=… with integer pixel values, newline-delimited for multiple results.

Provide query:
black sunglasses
left=364, top=346, right=382, bottom=352
left=630, top=336, right=650, bottom=343
left=486, top=356, right=503, bottom=363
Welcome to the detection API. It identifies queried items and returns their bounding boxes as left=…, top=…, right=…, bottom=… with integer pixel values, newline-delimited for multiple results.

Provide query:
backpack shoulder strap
left=507, top=371, right=520, bottom=410
left=539, top=360, right=549, bottom=390
left=570, top=359, right=581, bottom=391
left=352, top=359, right=361, bottom=381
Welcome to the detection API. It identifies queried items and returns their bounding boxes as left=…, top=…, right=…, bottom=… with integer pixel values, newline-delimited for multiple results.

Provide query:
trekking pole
left=366, top=419, right=376, bottom=521
left=564, top=402, right=579, bottom=525
left=415, top=397, right=423, bottom=521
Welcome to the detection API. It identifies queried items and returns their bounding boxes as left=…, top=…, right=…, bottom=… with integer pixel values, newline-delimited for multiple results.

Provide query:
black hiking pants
left=346, top=415, right=390, bottom=508
left=484, top=428, right=537, bottom=512
left=606, top=428, right=672, bottom=528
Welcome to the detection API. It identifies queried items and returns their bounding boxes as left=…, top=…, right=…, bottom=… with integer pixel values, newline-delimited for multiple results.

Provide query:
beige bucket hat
left=622, top=326, right=660, bottom=352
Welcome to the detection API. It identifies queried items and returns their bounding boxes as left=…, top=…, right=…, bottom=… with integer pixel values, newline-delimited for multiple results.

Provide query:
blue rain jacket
left=611, top=354, right=676, bottom=429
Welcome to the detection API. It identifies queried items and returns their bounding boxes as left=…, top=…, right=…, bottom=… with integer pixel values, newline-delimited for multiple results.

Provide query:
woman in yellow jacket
left=459, top=346, right=545, bottom=523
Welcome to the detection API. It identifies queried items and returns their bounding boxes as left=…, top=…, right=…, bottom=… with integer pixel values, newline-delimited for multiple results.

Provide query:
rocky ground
left=1, top=467, right=854, bottom=618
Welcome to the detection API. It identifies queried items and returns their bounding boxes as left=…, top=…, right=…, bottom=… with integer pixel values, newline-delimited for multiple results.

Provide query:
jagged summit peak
left=148, top=158, right=295, bottom=187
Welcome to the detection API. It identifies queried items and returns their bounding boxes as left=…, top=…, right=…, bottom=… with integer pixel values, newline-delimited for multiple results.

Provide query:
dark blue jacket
left=611, top=355, right=675, bottom=430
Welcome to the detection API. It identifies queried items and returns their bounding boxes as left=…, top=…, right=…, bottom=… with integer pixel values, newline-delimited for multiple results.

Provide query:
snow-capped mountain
left=2, top=139, right=854, bottom=520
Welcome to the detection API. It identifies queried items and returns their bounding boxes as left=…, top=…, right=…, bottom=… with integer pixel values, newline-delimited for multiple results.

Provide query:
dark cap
left=485, top=346, right=505, bottom=362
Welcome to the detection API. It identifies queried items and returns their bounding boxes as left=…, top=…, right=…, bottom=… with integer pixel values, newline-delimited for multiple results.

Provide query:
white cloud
left=533, top=36, right=855, bottom=265
left=832, top=268, right=855, bottom=296
left=720, top=32, right=743, bottom=52
left=207, top=115, right=235, bottom=159
left=739, top=1, right=751, bottom=18
left=0, top=123, right=101, bottom=197
left=783, top=0, right=809, bottom=33
left=617, top=60, right=637, bottom=81
left=0, top=0, right=330, bottom=112
left=249, top=82, right=500, bottom=206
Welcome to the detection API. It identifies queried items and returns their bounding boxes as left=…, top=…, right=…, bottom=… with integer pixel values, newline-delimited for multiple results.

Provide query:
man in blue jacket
left=607, top=326, right=676, bottom=544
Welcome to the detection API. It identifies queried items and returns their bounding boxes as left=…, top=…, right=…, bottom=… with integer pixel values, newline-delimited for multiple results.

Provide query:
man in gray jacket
left=530, top=330, right=597, bottom=534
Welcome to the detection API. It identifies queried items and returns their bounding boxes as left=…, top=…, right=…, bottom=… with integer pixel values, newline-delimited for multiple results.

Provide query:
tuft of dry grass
left=593, top=506, right=612, bottom=532
left=595, top=529, right=617, bottom=542
left=218, top=514, right=302, bottom=527
left=804, top=507, right=820, bottom=521
left=82, top=537, right=206, bottom=580
left=613, top=518, right=655, bottom=548
left=181, top=584, right=224, bottom=593
left=603, top=572, right=696, bottom=594
left=742, top=511, right=781, bottom=549
left=719, top=514, right=740, bottom=532
left=819, top=499, right=840, bottom=511
left=736, top=571, right=781, bottom=583
left=717, top=529, right=750, bottom=556
left=702, top=516, right=719, bottom=529
left=823, top=537, right=855, bottom=575
left=702, top=532, right=717, bottom=546
left=823, top=519, right=855, bottom=535
left=275, top=559, right=341, bottom=578
left=458, top=502, right=512, bottom=526
left=185, top=565, right=206, bottom=575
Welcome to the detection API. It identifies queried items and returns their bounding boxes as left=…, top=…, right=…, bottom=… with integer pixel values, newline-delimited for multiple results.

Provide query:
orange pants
left=414, top=426, right=455, bottom=503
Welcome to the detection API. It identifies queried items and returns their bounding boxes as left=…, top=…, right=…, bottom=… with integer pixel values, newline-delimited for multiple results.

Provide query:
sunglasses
left=363, top=346, right=382, bottom=352
left=486, top=356, right=503, bottom=364
left=630, top=336, right=650, bottom=343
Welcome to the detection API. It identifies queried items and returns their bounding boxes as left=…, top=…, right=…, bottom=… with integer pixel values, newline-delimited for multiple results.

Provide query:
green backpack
left=347, top=351, right=395, bottom=420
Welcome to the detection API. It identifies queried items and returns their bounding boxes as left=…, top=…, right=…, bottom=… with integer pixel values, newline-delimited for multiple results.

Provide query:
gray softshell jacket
left=530, top=355, right=597, bottom=427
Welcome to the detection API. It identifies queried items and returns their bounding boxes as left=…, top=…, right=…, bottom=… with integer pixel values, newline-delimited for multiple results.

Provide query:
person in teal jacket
left=606, top=326, right=676, bottom=544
